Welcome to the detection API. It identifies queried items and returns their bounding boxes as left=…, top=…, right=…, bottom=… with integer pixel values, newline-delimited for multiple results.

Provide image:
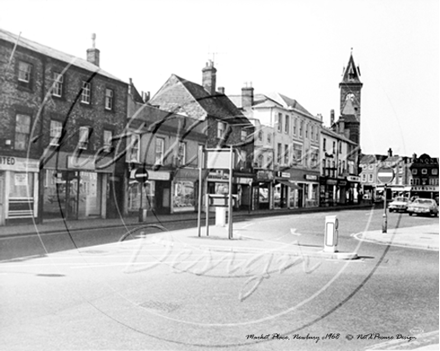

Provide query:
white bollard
left=324, top=215, right=339, bottom=253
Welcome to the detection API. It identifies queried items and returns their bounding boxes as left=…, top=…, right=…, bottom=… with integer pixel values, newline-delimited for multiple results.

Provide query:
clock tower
left=338, top=50, right=363, bottom=146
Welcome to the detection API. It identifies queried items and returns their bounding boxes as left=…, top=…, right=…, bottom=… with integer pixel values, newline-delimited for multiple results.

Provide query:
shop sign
left=304, top=174, right=318, bottom=181
left=411, top=186, right=439, bottom=192
left=147, top=171, right=170, bottom=181
left=256, top=170, right=273, bottom=181
left=275, top=172, right=290, bottom=178
left=346, top=176, right=360, bottom=182
left=0, top=156, right=39, bottom=172
left=326, top=179, right=338, bottom=185
left=208, top=170, right=229, bottom=181
left=339, top=181, right=347, bottom=186
left=236, top=177, right=253, bottom=185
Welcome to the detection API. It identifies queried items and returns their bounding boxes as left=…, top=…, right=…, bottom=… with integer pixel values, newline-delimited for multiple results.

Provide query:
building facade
left=231, top=89, right=322, bottom=210
left=0, top=29, right=127, bottom=224
left=148, top=62, right=255, bottom=211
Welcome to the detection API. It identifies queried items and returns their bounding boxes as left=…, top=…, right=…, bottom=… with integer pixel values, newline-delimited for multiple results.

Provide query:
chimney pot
left=86, top=33, right=100, bottom=67
left=202, top=61, right=217, bottom=95
left=242, top=86, right=254, bottom=109
left=217, top=87, right=225, bottom=94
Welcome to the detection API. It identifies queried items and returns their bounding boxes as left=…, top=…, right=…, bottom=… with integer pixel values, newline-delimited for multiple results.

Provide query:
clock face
left=345, top=93, right=355, bottom=101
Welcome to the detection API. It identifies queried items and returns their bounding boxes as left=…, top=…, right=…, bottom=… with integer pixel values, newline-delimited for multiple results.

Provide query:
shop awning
left=278, top=180, right=301, bottom=190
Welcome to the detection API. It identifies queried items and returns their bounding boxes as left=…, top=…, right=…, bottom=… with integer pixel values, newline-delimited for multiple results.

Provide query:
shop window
left=103, top=130, right=113, bottom=152
left=52, top=72, right=63, bottom=97
left=15, top=114, right=31, bottom=150
left=155, top=137, right=165, bottom=165
left=78, top=126, right=90, bottom=150
left=10, top=172, right=34, bottom=198
left=50, top=120, right=62, bottom=146
left=105, top=88, right=114, bottom=110
left=173, top=181, right=195, bottom=212
left=81, top=81, right=91, bottom=104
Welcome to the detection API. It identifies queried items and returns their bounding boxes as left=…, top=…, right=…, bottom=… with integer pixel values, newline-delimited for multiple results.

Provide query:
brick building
left=149, top=61, right=255, bottom=210
left=0, top=29, right=128, bottom=224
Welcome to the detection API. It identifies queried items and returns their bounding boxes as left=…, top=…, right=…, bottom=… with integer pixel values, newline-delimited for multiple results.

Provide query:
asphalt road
left=0, top=209, right=438, bottom=351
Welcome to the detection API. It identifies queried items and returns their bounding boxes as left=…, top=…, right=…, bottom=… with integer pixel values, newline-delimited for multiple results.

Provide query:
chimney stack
left=330, top=109, right=335, bottom=125
left=242, top=82, right=254, bottom=109
left=87, top=33, right=100, bottom=67
left=388, top=148, right=393, bottom=157
left=202, top=60, right=217, bottom=95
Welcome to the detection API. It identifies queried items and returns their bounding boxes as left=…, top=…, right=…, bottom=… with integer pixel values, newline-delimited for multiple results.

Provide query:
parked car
left=407, top=198, right=439, bottom=217
left=388, top=197, right=409, bottom=213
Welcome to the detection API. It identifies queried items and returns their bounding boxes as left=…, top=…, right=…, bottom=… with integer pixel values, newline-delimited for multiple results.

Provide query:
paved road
left=0, top=208, right=438, bottom=350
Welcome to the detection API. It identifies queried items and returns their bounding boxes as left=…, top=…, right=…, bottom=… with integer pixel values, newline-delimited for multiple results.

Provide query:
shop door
left=66, top=172, right=79, bottom=220
left=0, top=173, right=4, bottom=225
left=298, top=184, right=304, bottom=208
left=155, top=181, right=170, bottom=214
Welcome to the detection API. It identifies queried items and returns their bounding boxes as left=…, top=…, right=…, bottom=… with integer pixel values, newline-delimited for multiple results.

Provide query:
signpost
left=377, top=166, right=395, bottom=233
left=134, top=167, right=149, bottom=222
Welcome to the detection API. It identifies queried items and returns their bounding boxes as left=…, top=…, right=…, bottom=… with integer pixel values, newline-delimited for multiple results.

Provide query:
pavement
left=352, top=224, right=439, bottom=251
left=0, top=203, right=372, bottom=237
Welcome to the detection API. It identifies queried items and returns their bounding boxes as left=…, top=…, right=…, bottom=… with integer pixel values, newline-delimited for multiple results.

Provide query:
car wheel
left=409, top=212, right=413, bottom=216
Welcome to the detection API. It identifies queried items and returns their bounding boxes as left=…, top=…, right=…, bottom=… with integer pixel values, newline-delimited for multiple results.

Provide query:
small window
left=103, top=130, right=113, bottom=152
left=52, top=72, right=63, bottom=97
left=105, top=88, right=114, bottom=110
left=267, top=133, right=271, bottom=144
left=421, top=168, right=427, bottom=174
left=323, top=138, right=326, bottom=151
left=15, top=114, right=31, bottom=150
left=277, top=143, right=282, bottom=164
left=258, top=130, right=263, bottom=141
left=299, top=120, right=303, bottom=137
left=50, top=120, right=62, bottom=146
left=257, top=154, right=264, bottom=168
left=155, top=137, right=165, bottom=165
left=177, top=141, right=186, bottom=166
left=78, top=126, right=90, bottom=149
left=432, top=169, right=438, bottom=175
left=18, top=61, right=32, bottom=83
left=412, top=169, right=418, bottom=175
left=285, top=115, right=289, bottom=134
left=81, top=81, right=91, bottom=104
left=217, top=121, right=226, bottom=138
left=368, top=173, right=373, bottom=182
left=293, top=118, right=297, bottom=135
left=284, top=144, right=289, bottom=165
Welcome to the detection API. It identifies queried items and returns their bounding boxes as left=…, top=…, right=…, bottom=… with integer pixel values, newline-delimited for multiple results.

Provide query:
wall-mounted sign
left=411, top=186, right=439, bottom=192
left=346, top=176, right=361, bottom=182
left=256, top=170, right=274, bottom=181
left=0, top=156, right=39, bottom=172
left=304, top=174, right=318, bottom=181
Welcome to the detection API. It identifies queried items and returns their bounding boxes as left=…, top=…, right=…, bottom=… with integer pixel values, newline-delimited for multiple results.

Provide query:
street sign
left=377, top=167, right=394, bottom=184
left=134, top=167, right=149, bottom=182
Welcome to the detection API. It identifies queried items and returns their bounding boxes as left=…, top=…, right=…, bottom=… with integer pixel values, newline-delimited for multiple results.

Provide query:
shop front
left=410, top=185, right=439, bottom=202
left=128, top=168, right=172, bottom=215
left=42, top=153, right=118, bottom=221
left=346, top=176, right=361, bottom=204
left=319, top=177, right=338, bottom=207
left=173, top=168, right=198, bottom=213
left=0, top=156, right=39, bottom=225
left=253, top=170, right=274, bottom=210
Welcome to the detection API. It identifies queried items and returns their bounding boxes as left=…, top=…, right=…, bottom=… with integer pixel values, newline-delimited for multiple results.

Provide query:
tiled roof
left=322, top=126, right=356, bottom=144
left=0, top=28, right=125, bottom=83
left=150, top=74, right=251, bottom=126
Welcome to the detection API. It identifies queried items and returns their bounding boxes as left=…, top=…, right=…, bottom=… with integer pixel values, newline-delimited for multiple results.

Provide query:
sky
left=1, top=0, right=439, bottom=157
